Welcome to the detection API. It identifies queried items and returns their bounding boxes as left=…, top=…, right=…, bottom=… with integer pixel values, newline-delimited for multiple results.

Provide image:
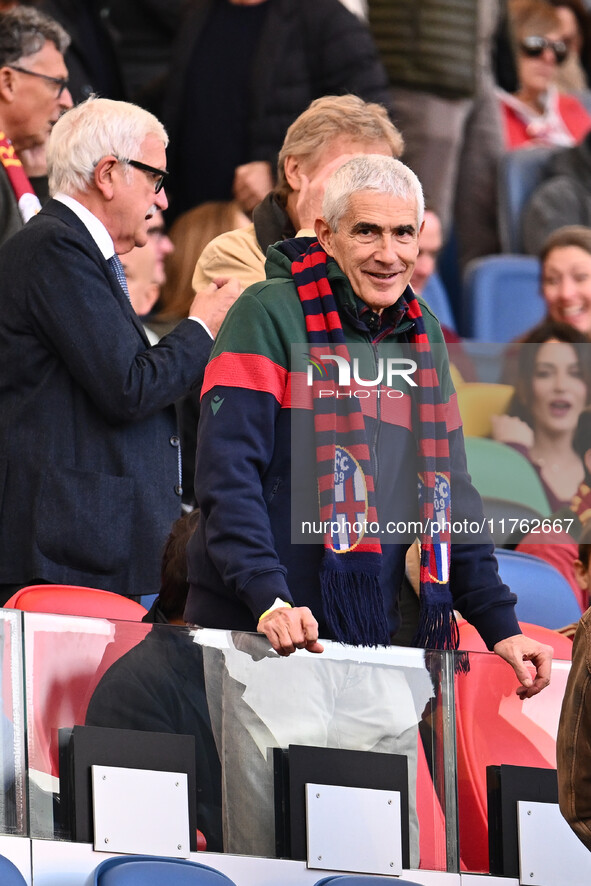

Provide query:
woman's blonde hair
left=159, top=201, right=244, bottom=320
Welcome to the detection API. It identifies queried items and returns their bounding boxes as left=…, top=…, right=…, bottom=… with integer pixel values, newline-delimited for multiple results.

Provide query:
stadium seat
left=139, top=593, right=158, bottom=610
left=495, top=548, right=583, bottom=629
left=479, top=498, right=547, bottom=546
left=421, top=272, right=457, bottom=332
left=449, top=363, right=465, bottom=390
left=4, top=584, right=147, bottom=620
left=497, top=146, right=557, bottom=254
left=0, top=854, right=27, bottom=886
left=24, top=613, right=150, bottom=781
left=92, top=856, right=237, bottom=886
left=462, top=255, right=545, bottom=341
left=455, top=619, right=572, bottom=872
left=464, top=437, right=551, bottom=516
left=517, top=531, right=586, bottom=610
left=314, top=877, right=422, bottom=885
left=457, top=382, right=514, bottom=437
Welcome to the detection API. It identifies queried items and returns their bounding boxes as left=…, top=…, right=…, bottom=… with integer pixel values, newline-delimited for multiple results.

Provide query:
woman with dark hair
left=493, top=319, right=591, bottom=509
left=538, top=225, right=591, bottom=335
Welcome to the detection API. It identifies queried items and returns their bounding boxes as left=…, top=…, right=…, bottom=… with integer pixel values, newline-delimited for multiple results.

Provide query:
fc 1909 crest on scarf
left=429, top=471, right=451, bottom=584
left=329, top=445, right=369, bottom=553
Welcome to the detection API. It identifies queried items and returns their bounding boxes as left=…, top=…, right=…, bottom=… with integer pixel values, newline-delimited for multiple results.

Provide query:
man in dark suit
left=0, top=96, right=239, bottom=603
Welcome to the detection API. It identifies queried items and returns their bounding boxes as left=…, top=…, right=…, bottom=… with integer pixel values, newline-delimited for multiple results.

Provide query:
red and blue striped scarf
left=292, top=240, right=459, bottom=652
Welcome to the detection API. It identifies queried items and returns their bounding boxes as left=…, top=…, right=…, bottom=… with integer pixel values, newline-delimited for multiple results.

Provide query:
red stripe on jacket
left=202, top=352, right=288, bottom=402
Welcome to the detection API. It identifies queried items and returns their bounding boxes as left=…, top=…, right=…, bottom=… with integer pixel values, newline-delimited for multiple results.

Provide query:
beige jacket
left=192, top=224, right=315, bottom=293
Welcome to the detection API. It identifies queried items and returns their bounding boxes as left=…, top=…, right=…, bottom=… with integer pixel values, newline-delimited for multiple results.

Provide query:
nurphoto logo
left=305, top=353, right=417, bottom=399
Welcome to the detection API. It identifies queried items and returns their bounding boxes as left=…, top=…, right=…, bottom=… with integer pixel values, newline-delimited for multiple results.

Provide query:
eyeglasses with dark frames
left=7, top=64, right=70, bottom=97
left=115, top=157, right=169, bottom=193
left=520, top=35, right=569, bottom=65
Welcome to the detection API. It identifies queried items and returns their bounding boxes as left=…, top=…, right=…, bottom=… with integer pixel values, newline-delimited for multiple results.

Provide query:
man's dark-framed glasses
left=520, top=35, right=569, bottom=64
left=117, top=157, right=168, bottom=194
left=7, top=64, right=69, bottom=97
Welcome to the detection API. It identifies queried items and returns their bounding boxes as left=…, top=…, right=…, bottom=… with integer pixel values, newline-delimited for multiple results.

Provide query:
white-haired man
left=184, top=153, right=552, bottom=859
left=0, top=97, right=239, bottom=603
left=186, top=153, right=551, bottom=687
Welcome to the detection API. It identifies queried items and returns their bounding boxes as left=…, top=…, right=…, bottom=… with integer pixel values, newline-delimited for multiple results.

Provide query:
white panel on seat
left=517, top=800, right=591, bottom=885
left=92, top=765, right=190, bottom=858
left=305, top=782, right=402, bottom=875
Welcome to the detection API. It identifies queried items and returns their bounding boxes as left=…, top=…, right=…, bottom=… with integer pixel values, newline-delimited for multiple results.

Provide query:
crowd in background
left=0, top=1, right=589, bottom=578
left=0, top=0, right=590, bottom=610
left=2, top=0, right=591, bottom=861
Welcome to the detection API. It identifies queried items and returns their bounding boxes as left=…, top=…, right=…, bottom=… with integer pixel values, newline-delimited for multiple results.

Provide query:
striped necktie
left=108, top=254, right=130, bottom=301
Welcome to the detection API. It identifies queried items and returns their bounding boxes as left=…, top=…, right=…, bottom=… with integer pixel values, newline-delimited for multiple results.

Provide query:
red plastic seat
left=455, top=619, right=572, bottom=872
left=416, top=734, right=447, bottom=871
left=4, top=584, right=147, bottom=620
left=5, top=586, right=148, bottom=781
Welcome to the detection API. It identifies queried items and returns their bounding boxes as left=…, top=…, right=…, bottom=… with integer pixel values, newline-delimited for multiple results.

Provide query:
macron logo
left=211, top=395, right=224, bottom=416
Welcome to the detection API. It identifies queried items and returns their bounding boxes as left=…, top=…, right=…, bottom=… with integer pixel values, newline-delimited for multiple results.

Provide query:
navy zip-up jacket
left=185, top=244, right=520, bottom=649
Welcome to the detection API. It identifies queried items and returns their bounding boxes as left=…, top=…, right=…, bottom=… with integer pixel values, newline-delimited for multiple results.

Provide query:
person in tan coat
left=192, top=94, right=403, bottom=293
left=557, top=524, right=591, bottom=849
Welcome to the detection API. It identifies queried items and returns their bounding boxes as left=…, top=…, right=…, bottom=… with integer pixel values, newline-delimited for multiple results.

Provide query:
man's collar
left=354, top=293, right=410, bottom=337
left=53, top=192, right=115, bottom=259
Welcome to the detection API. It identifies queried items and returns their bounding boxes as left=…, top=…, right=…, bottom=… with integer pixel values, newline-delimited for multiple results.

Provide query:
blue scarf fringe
left=413, top=601, right=470, bottom=673
left=320, top=554, right=390, bottom=648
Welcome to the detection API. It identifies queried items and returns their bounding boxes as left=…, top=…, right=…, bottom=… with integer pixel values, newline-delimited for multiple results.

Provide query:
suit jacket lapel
left=40, top=199, right=152, bottom=347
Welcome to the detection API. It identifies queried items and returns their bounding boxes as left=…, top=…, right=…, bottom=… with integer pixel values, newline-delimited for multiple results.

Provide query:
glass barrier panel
left=23, top=612, right=152, bottom=840
left=194, top=630, right=454, bottom=871
left=0, top=609, right=26, bottom=836
left=22, top=613, right=457, bottom=872
left=453, top=626, right=571, bottom=874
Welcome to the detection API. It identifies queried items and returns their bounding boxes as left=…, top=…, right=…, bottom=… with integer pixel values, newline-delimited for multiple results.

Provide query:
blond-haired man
left=193, top=94, right=403, bottom=292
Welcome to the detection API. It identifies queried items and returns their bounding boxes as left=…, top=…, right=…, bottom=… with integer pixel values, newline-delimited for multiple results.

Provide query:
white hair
left=322, top=154, right=425, bottom=232
left=48, top=97, right=168, bottom=196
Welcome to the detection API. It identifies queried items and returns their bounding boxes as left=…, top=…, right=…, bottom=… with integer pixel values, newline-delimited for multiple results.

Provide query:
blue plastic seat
left=462, top=254, right=545, bottom=341
left=495, top=548, right=582, bottom=629
left=421, top=272, right=457, bottom=332
left=93, top=856, right=237, bottom=886
left=0, top=854, right=27, bottom=886
left=139, top=593, right=158, bottom=610
left=314, top=876, right=422, bottom=885
left=497, top=146, right=557, bottom=253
